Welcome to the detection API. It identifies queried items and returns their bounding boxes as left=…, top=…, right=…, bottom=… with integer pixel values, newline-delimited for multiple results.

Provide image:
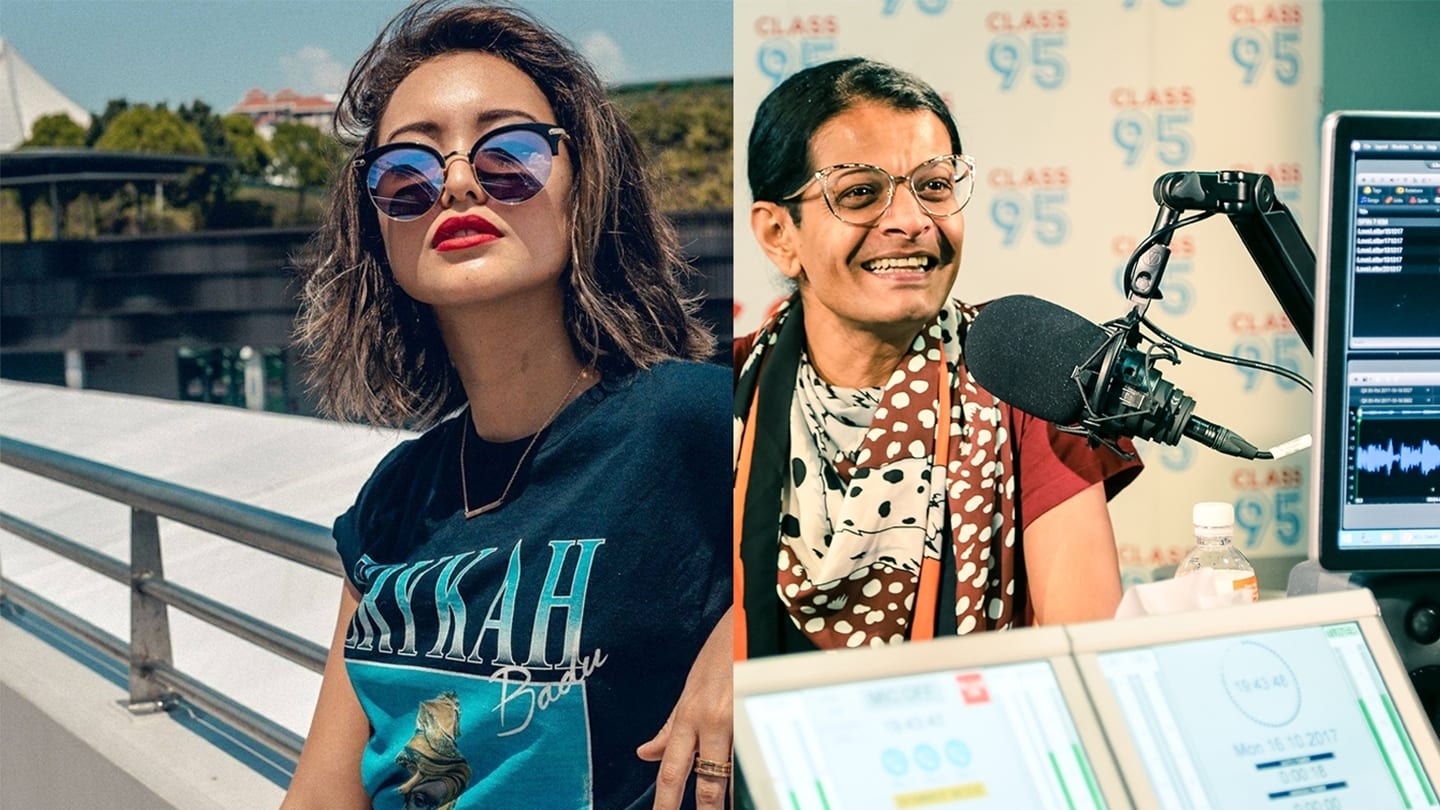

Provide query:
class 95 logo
left=753, top=16, right=841, bottom=90
left=1110, top=87, right=1195, bottom=168
left=1231, top=28, right=1302, bottom=85
left=985, top=10, right=1069, bottom=91
left=1232, top=465, right=1307, bottom=549
left=987, top=167, right=1070, bottom=247
left=756, top=38, right=838, bottom=90
left=1229, top=5, right=1304, bottom=86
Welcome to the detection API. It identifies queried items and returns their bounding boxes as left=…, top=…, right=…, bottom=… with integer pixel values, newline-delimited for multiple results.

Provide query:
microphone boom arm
left=1150, top=170, right=1317, bottom=351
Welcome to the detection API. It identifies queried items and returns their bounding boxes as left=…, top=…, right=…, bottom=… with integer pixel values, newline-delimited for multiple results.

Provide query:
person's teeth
left=865, top=256, right=929, bottom=273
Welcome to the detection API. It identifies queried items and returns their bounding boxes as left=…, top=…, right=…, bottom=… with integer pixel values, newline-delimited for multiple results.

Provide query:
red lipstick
left=432, top=214, right=502, bottom=252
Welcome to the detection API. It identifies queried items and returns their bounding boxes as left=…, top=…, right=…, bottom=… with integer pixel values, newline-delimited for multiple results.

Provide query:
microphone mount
left=1128, top=170, right=1317, bottom=351
left=1062, top=308, right=1196, bottom=460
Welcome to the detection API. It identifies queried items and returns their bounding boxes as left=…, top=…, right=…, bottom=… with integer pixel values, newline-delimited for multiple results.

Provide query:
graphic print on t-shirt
left=345, top=537, right=606, bottom=809
left=394, top=691, right=469, bottom=809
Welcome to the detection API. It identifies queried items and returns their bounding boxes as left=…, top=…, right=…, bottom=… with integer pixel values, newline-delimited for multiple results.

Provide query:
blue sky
left=2, top=0, right=733, bottom=116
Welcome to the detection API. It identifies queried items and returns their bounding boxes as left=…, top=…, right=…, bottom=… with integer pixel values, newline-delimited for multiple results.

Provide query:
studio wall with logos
left=733, top=0, right=1324, bottom=587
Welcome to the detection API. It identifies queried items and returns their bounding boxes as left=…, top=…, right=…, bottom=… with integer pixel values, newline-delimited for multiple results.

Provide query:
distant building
left=228, top=88, right=337, bottom=138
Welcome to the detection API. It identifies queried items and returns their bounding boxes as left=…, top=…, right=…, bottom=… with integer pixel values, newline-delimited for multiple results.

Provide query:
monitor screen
left=740, top=660, right=1109, bottom=810
left=1314, top=111, right=1440, bottom=571
left=732, top=628, right=1129, bottom=810
left=1070, top=591, right=1440, bottom=809
left=1093, top=621, right=1437, bottom=809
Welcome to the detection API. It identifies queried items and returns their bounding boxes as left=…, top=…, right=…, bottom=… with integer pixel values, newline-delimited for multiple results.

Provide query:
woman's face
left=783, top=103, right=964, bottom=340
left=374, top=51, right=573, bottom=315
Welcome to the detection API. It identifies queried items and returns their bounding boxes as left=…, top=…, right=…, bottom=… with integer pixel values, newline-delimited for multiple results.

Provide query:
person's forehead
left=379, top=51, right=554, bottom=141
left=807, top=104, right=950, bottom=165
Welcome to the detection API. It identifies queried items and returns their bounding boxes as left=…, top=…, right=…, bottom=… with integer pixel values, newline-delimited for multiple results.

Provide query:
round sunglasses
left=354, top=123, right=568, bottom=221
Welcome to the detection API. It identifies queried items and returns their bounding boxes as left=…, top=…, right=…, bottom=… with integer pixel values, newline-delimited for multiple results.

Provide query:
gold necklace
left=460, top=366, right=590, bottom=519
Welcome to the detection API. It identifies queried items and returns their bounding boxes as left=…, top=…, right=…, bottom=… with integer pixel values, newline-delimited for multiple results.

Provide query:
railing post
left=128, top=508, right=177, bottom=714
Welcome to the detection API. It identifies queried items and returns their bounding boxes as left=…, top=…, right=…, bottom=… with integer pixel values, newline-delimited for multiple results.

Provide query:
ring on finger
left=694, top=755, right=732, bottom=779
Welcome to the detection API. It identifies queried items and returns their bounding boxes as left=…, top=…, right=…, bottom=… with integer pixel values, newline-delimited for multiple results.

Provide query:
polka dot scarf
left=734, top=295, right=1022, bottom=659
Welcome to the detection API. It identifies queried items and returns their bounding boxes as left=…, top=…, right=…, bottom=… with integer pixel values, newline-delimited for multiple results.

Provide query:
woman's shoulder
left=595, top=359, right=728, bottom=442
left=616, top=359, right=728, bottom=407
left=346, top=417, right=455, bottom=515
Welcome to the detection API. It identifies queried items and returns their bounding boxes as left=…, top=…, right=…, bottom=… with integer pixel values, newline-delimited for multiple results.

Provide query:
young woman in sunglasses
left=282, top=3, right=732, bottom=808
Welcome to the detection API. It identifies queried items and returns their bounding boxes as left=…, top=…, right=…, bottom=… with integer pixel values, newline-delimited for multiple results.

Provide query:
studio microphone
left=964, top=295, right=1269, bottom=459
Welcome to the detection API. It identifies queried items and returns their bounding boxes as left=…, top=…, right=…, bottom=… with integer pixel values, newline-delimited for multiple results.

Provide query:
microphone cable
left=1135, top=314, right=1313, bottom=461
left=1138, top=314, right=1312, bottom=392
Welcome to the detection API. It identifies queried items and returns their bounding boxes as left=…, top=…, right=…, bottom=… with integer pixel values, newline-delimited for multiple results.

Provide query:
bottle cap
left=1193, top=501, right=1234, bottom=529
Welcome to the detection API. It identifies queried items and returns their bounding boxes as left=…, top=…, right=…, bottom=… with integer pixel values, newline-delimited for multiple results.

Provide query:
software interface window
left=1338, top=137, right=1440, bottom=551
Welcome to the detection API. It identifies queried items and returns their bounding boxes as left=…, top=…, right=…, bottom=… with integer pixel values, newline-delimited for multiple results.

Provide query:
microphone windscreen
left=964, top=295, right=1110, bottom=424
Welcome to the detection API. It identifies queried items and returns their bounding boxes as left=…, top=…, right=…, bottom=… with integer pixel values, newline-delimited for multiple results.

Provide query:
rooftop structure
left=228, top=88, right=336, bottom=135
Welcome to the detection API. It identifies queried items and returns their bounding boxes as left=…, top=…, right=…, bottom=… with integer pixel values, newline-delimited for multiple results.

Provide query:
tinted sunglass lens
left=474, top=130, right=553, bottom=203
left=367, top=150, right=442, bottom=220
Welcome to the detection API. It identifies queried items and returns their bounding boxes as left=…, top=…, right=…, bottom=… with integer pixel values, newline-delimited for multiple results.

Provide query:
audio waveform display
left=1356, top=439, right=1440, bottom=475
left=1351, top=415, right=1440, bottom=503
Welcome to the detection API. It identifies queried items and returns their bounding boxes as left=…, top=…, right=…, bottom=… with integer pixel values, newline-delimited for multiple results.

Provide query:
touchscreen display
left=742, top=661, right=1105, bottom=810
left=1095, top=622, right=1437, bottom=809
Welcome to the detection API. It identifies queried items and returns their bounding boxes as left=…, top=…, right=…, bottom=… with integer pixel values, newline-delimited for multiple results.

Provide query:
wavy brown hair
left=295, top=0, right=714, bottom=428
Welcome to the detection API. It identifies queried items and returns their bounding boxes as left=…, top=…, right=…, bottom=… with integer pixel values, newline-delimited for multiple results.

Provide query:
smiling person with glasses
left=735, top=58, right=1142, bottom=661
left=285, top=3, right=731, bottom=808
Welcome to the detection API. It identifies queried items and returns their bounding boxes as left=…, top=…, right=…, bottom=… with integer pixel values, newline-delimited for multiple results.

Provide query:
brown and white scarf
left=733, top=295, right=1025, bottom=659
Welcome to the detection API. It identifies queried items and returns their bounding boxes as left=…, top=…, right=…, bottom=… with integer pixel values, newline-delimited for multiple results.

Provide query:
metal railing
left=0, top=435, right=342, bottom=765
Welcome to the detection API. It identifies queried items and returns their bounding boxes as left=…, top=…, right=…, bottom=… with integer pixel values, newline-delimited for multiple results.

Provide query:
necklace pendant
left=459, top=366, right=592, bottom=522
left=463, top=497, right=505, bottom=520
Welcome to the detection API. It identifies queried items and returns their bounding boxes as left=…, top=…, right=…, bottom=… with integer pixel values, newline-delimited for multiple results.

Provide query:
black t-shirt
left=335, top=361, right=731, bottom=809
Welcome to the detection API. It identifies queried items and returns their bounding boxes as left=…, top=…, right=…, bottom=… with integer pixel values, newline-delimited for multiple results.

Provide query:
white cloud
left=278, top=45, right=348, bottom=94
left=579, top=31, right=628, bottom=85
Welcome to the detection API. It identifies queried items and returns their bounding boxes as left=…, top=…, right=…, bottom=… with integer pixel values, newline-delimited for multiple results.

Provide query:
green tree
left=270, top=121, right=345, bottom=219
left=95, top=104, right=205, bottom=154
left=177, top=100, right=276, bottom=227
left=221, top=114, right=273, bottom=178
left=24, top=113, right=88, bottom=147
left=87, top=98, right=130, bottom=146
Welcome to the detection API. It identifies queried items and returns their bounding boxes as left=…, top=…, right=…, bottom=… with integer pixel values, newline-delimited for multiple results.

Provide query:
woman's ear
left=750, top=202, right=804, bottom=281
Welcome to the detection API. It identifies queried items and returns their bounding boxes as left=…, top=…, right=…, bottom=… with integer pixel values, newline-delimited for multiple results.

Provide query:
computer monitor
left=1312, top=111, right=1440, bottom=571
left=732, top=627, right=1131, bottom=810
left=1068, top=589, right=1440, bottom=809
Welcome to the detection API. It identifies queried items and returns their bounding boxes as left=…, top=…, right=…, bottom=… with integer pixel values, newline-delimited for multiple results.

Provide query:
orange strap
left=909, top=358, right=951, bottom=641
left=732, top=384, right=760, bottom=662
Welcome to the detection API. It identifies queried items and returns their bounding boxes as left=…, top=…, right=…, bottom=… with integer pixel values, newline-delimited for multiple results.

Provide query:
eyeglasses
left=354, top=123, right=568, bottom=221
left=782, top=154, right=976, bottom=226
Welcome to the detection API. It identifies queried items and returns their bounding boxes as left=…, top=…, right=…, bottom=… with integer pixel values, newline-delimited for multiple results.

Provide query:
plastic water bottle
left=1174, top=502, right=1258, bottom=603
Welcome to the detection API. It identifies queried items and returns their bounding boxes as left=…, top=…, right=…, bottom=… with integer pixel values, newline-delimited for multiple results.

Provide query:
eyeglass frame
left=780, top=153, right=977, bottom=226
left=352, top=122, right=569, bottom=220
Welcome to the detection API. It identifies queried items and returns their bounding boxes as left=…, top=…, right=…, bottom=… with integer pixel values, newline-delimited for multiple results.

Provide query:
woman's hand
left=638, top=608, right=734, bottom=810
